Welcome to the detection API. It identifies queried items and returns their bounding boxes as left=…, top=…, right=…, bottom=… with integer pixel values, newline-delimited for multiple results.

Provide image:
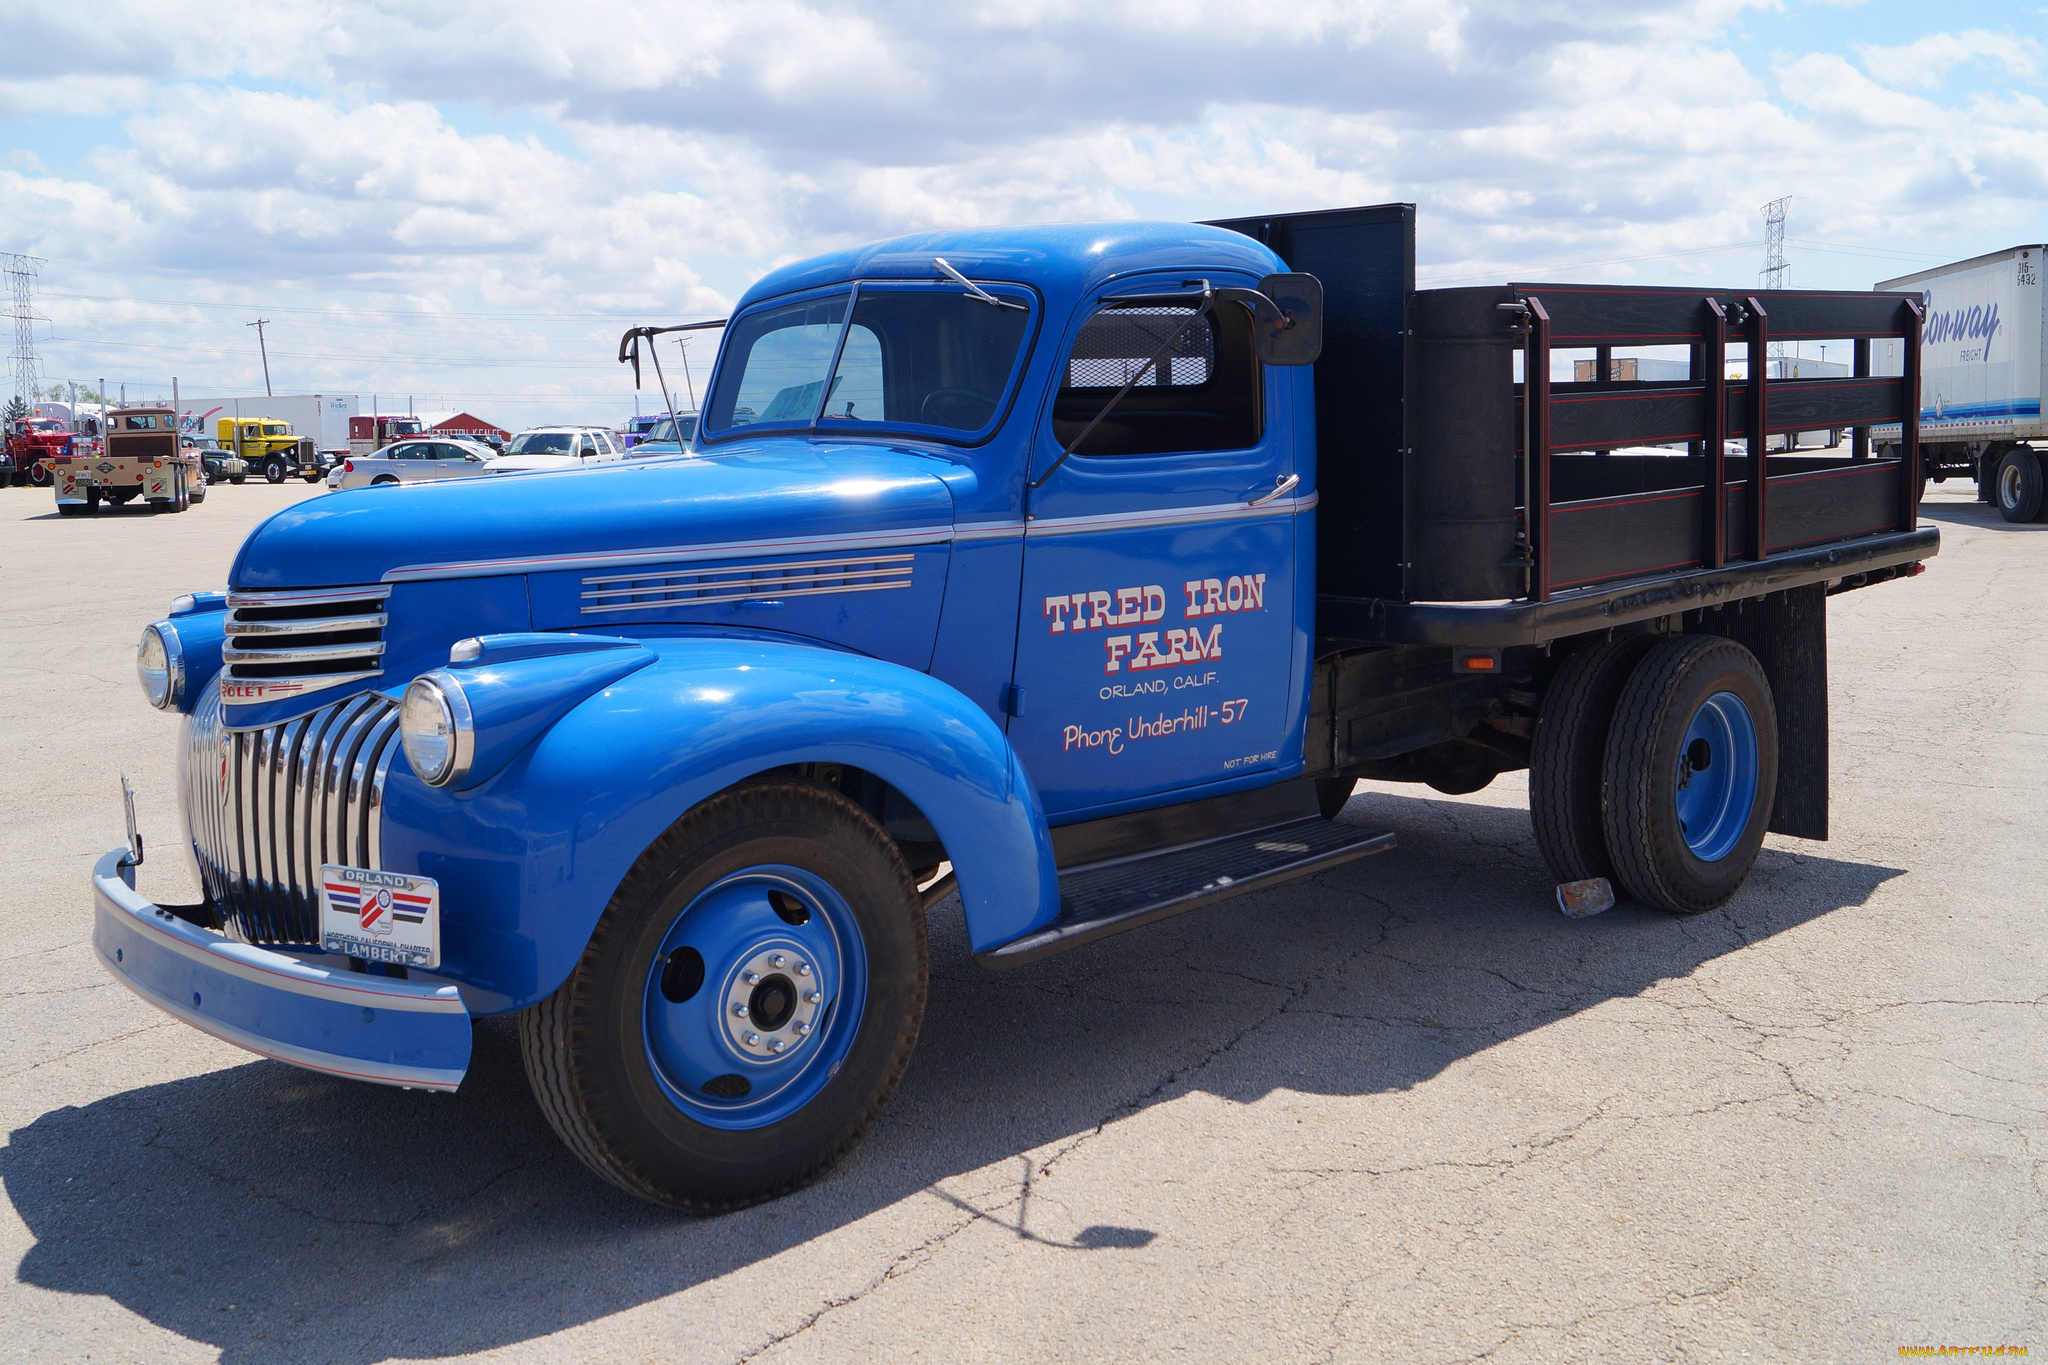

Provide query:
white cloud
left=1857, top=28, right=2040, bottom=89
left=0, top=0, right=2036, bottom=422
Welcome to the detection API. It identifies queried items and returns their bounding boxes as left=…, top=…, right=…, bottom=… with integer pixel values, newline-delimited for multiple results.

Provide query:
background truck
left=54, top=406, right=201, bottom=515
left=191, top=394, right=360, bottom=478
left=101, top=204, right=1934, bottom=1213
left=3, top=414, right=71, bottom=486
left=216, top=415, right=323, bottom=483
left=1871, top=244, right=2045, bottom=521
left=348, top=413, right=427, bottom=456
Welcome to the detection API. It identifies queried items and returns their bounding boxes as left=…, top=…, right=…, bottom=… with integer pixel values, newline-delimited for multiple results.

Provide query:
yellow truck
left=218, top=416, right=323, bottom=484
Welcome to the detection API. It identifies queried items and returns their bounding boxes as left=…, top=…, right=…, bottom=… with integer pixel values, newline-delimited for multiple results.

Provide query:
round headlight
left=136, top=622, right=182, bottom=711
left=400, top=674, right=473, bottom=787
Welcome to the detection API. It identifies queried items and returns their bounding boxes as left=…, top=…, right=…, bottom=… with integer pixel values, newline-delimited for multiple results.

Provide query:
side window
left=392, top=444, right=425, bottom=460
left=1053, top=302, right=1261, bottom=457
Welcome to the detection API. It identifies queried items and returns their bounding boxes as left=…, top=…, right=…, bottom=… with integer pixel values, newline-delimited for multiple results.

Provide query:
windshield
left=261, top=424, right=288, bottom=436
left=508, top=432, right=575, bottom=454
left=705, top=283, right=1032, bottom=441
left=121, top=415, right=161, bottom=430
left=390, top=421, right=422, bottom=435
left=643, top=415, right=697, bottom=444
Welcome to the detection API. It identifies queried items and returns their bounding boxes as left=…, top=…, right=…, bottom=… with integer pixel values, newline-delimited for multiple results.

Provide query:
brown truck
left=51, top=406, right=205, bottom=516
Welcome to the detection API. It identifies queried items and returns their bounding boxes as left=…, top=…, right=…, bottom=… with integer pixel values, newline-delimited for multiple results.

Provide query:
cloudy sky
left=2, top=0, right=2042, bottom=427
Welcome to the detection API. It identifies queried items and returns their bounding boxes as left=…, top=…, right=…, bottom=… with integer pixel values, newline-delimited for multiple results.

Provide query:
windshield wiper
left=934, top=258, right=1027, bottom=311
left=1027, top=283, right=1212, bottom=491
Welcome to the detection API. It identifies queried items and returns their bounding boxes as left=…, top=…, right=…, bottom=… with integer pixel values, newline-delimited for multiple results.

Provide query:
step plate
left=977, top=816, right=1395, bottom=969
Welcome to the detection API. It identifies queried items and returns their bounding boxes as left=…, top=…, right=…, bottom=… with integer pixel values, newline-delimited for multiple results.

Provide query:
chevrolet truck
left=98, top=204, right=1936, bottom=1212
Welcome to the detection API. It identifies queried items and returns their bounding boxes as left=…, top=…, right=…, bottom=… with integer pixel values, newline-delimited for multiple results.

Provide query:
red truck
left=348, top=414, right=427, bottom=457
left=3, top=416, right=71, bottom=486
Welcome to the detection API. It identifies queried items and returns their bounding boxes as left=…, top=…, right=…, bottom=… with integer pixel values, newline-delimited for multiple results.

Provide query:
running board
left=975, top=817, right=1396, bottom=969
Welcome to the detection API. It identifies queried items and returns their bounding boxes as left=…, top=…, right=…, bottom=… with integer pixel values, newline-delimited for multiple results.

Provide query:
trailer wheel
left=1995, top=447, right=2045, bottom=523
left=264, top=458, right=287, bottom=484
left=1601, top=637, right=1778, bottom=915
left=1528, top=634, right=1659, bottom=884
left=521, top=780, right=927, bottom=1212
left=85, top=487, right=101, bottom=512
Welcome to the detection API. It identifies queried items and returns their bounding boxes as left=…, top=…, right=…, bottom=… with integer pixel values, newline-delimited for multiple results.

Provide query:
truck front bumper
left=91, top=849, right=472, bottom=1091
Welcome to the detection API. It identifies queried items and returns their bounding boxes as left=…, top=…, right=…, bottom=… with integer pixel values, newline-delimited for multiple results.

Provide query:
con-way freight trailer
left=1872, top=245, right=2046, bottom=522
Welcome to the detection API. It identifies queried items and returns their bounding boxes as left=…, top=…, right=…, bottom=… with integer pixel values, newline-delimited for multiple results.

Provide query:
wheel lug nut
left=732, top=1004, right=748, bottom=1018
left=806, top=990, right=822, bottom=1004
left=769, top=1039, right=786, bottom=1054
left=770, top=953, right=786, bottom=968
left=796, top=962, right=811, bottom=977
left=744, top=972, right=760, bottom=984
left=796, top=1022, right=813, bottom=1036
left=744, top=1032, right=761, bottom=1046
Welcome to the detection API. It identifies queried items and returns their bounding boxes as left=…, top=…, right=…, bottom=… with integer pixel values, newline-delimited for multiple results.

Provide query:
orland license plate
left=320, top=866, right=440, bottom=969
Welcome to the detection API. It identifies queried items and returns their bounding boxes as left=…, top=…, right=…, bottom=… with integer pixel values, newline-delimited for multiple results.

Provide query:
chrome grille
left=221, top=584, right=389, bottom=704
left=184, top=681, right=403, bottom=944
left=580, top=554, right=912, bottom=615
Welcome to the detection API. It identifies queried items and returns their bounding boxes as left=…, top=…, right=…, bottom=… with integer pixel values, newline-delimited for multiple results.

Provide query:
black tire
left=371, top=474, right=398, bottom=485
left=85, top=487, right=101, bottom=512
left=56, top=503, right=82, bottom=516
left=27, top=464, right=51, bottom=487
left=521, top=780, right=927, bottom=1212
left=1528, top=633, right=1659, bottom=884
left=1602, top=636, right=1778, bottom=914
left=1994, top=447, right=2044, bottom=523
left=304, top=472, right=322, bottom=483
left=264, top=458, right=286, bottom=484
left=229, top=475, right=246, bottom=485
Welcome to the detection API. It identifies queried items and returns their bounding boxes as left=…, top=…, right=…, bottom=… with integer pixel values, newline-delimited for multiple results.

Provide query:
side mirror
left=1214, top=273, right=1323, bottom=366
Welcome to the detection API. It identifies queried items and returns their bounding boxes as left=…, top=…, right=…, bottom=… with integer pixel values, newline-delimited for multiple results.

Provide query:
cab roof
left=735, top=220, right=1286, bottom=315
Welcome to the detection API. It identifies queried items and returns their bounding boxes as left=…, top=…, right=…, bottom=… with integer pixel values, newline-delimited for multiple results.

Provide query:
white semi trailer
left=1873, top=245, right=2046, bottom=522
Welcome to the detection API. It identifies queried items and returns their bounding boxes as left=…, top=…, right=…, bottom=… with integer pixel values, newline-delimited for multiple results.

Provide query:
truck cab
left=220, top=416, right=322, bottom=483
left=98, top=206, right=1935, bottom=1212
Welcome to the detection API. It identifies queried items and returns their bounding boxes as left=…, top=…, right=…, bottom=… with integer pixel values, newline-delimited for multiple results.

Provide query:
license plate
left=320, top=866, right=440, bottom=969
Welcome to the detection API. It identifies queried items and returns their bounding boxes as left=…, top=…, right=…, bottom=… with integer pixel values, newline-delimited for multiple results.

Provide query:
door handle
left=1244, top=473, right=1299, bottom=506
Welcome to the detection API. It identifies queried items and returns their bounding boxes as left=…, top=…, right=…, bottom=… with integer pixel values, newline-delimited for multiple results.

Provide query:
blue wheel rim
left=642, top=865, right=867, bottom=1131
left=1674, top=690, right=1759, bottom=862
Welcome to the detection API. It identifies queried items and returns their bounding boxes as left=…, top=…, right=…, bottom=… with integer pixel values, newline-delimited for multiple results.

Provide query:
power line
left=40, top=288, right=713, bottom=324
left=1415, top=239, right=1765, bottom=286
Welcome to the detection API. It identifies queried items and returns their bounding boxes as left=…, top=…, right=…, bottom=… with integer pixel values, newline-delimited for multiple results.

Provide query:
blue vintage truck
left=100, top=204, right=1937, bottom=1210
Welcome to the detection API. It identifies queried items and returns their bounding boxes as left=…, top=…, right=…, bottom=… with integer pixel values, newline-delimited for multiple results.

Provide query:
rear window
left=509, top=432, right=575, bottom=455
left=1052, top=301, right=1261, bottom=457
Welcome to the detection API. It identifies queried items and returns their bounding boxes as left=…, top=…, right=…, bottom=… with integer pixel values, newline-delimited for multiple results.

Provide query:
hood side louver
left=221, top=585, right=390, bottom=705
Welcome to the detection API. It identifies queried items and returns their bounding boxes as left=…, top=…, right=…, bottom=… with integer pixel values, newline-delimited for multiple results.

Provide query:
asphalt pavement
left=0, top=477, right=2040, bottom=1363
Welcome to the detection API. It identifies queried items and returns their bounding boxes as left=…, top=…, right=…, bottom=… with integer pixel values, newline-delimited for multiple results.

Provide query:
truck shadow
left=2, top=787, right=1901, bottom=1363
left=1918, top=495, right=2048, bottom=532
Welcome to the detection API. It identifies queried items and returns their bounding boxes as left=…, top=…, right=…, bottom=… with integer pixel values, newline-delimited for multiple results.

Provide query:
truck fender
left=379, top=636, right=1059, bottom=1012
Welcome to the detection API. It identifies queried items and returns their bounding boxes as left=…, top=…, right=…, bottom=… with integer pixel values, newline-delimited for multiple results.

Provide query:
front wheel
left=522, top=780, right=928, bottom=1211
left=229, top=474, right=246, bottom=485
left=27, top=464, right=51, bottom=487
left=1602, top=636, right=1778, bottom=914
left=264, top=458, right=286, bottom=484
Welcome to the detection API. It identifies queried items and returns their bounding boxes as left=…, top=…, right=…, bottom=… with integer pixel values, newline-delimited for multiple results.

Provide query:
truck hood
left=230, top=440, right=961, bottom=590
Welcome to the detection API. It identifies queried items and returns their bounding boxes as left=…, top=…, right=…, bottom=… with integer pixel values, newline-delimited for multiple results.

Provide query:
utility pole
left=247, top=318, right=273, bottom=396
left=4, top=252, right=45, bottom=414
left=1760, top=197, right=1789, bottom=374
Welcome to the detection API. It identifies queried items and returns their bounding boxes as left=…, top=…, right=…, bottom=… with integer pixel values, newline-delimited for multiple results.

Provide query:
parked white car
left=488, top=426, right=626, bottom=475
left=326, top=437, right=500, bottom=490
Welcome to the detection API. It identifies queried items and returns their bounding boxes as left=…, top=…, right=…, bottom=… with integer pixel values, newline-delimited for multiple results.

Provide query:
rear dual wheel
left=1994, top=447, right=2048, bottom=524
left=1530, top=635, right=1778, bottom=914
left=522, top=780, right=927, bottom=1211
